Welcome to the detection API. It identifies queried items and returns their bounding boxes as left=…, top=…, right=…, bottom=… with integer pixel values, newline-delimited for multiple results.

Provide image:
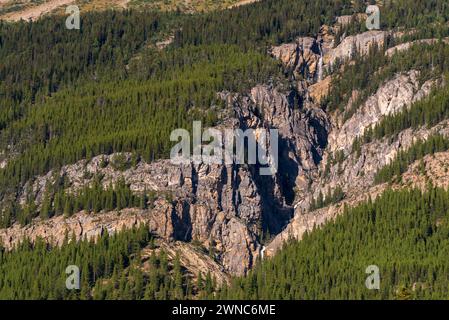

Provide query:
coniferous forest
left=2, top=0, right=449, bottom=302
left=221, top=188, right=449, bottom=300
left=0, top=224, right=200, bottom=300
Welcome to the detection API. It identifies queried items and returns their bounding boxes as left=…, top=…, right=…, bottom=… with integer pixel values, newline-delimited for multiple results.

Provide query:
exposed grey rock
left=325, top=30, right=387, bottom=67
left=328, top=70, right=438, bottom=154
left=385, top=38, right=449, bottom=57
left=268, top=124, right=449, bottom=257
left=16, top=157, right=263, bottom=275
left=266, top=37, right=449, bottom=256
left=271, top=31, right=336, bottom=86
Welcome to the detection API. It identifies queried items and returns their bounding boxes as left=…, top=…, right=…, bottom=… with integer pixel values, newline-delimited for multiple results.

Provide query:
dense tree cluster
left=0, top=225, right=153, bottom=299
left=0, top=224, right=218, bottom=300
left=174, top=0, right=353, bottom=49
left=380, top=0, right=449, bottom=31
left=221, top=187, right=449, bottom=299
left=39, top=177, right=146, bottom=220
left=374, top=135, right=449, bottom=184
left=174, top=0, right=449, bottom=50
left=309, top=185, right=345, bottom=211
left=0, top=10, right=177, bottom=129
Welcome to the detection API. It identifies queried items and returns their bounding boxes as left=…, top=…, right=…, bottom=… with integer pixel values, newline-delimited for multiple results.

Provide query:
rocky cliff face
left=325, top=30, right=387, bottom=66
left=266, top=43, right=449, bottom=256
left=261, top=26, right=449, bottom=257
left=2, top=17, right=449, bottom=280
left=12, top=155, right=263, bottom=276
left=4, top=78, right=330, bottom=276
left=385, top=38, right=449, bottom=57
left=293, top=70, right=446, bottom=215
left=328, top=70, right=438, bottom=154
left=0, top=204, right=230, bottom=285
left=271, top=37, right=322, bottom=84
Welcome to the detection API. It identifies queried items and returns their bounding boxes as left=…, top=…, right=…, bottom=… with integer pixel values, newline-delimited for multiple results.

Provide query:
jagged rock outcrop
left=265, top=26, right=449, bottom=257
left=0, top=205, right=229, bottom=285
left=297, top=71, right=444, bottom=211
left=308, top=75, right=332, bottom=103
left=271, top=37, right=322, bottom=83
left=14, top=155, right=263, bottom=275
left=335, top=14, right=367, bottom=29
left=270, top=22, right=388, bottom=81
left=324, top=30, right=387, bottom=67
left=278, top=68, right=440, bottom=213
left=310, top=118, right=449, bottom=205
left=0, top=208, right=166, bottom=249
left=272, top=109, right=449, bottom=256
left=270, top=28, right=390, bottom=105
left=328, top=70, right=438, bottom=153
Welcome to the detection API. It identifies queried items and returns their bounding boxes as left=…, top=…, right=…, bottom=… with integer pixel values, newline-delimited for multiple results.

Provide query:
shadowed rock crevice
left=172, top=199, right=192, bottom=241
left=226, top=81, right=331, bottom=237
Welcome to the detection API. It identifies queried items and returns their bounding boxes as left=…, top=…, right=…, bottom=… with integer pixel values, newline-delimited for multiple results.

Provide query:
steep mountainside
left=2, top=0, right=449, bottom=300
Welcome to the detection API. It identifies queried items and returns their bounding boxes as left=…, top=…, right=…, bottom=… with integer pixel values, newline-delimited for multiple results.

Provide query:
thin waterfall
left=317, top=42, right=324, bottom=82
